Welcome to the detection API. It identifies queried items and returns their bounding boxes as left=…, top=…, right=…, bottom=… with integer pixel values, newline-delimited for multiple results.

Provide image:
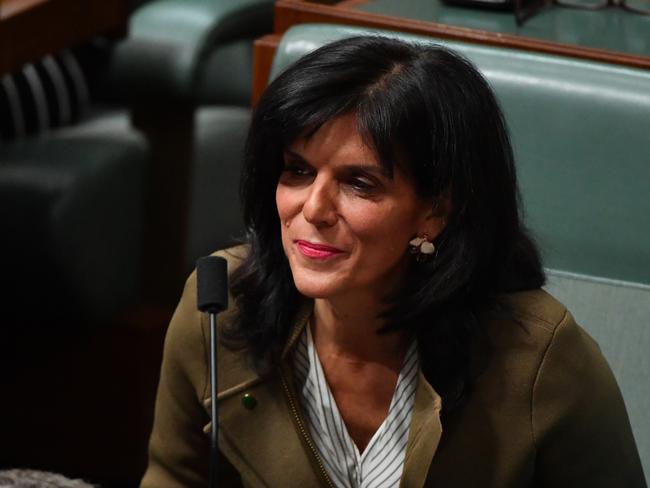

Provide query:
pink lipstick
left=295, top=240, right=343, bottom=260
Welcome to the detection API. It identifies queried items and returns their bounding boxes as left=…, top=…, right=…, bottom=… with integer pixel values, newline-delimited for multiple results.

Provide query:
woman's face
left=276, top=114, right=444, bottom=301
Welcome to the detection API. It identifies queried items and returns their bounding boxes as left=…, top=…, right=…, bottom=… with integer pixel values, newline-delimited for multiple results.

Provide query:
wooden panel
left=3, top=306, right=171, bottom=484
left=252, top=34, right=281, bottom=106
left=0, top=0, right=48, bottom=18
left=273, top=0, right=650, bottom=70
left=132, top=103, right=194, bottom=304
left=0, top=0, right=128, bottom=75
left=337, top=0, right=370, bottom=7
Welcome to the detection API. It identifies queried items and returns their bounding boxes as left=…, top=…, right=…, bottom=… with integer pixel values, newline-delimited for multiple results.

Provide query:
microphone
left=197, top=256, right=228, bottom=314
left=196, top=256, right=228, bottom=488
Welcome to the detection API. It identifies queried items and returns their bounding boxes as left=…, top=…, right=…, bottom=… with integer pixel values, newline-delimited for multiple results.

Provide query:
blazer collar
left=401, top=371, right=443, bottom=487
left=209, top=301, right=321, bottom=486
left=281, top=300, right=313, bottom=359
left=212, top=300, right=443, bottom=487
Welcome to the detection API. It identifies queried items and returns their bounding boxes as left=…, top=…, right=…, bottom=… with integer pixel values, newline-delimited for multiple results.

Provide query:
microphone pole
left=196, top=256, right=228, bottom=488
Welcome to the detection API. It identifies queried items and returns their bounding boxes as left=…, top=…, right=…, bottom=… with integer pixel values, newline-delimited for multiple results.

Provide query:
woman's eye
left=282, top=163, right=309, bottom=176
left=350, top=178, right=375, bottom=191
left=280, top=163, right=313, bottom=183
left=347, top=175, right=380, bottom=195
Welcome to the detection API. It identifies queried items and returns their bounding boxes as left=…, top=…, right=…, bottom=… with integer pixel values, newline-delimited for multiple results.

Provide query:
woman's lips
left=295, top=240, right=344, bottom=260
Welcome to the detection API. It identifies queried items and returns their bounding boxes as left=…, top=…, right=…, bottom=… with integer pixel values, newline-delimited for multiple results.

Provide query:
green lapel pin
left=242, top=393, right=257, bottom=410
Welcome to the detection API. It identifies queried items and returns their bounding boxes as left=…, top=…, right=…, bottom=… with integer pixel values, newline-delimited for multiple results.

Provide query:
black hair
left=226, top=35, right=544, bottom=412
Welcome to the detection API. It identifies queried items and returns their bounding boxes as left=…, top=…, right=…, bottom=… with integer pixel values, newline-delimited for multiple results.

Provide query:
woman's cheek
left=276, top=186, right=301, bottom=221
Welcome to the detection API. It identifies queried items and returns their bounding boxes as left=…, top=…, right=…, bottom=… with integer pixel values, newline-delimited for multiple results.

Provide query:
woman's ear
left=433, top=190, right=452, bottom=219
left=419, top=191, right=452, bottom=239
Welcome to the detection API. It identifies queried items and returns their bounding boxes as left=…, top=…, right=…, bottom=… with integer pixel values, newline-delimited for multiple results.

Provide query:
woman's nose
left=302, top=178, right=337, bottom=227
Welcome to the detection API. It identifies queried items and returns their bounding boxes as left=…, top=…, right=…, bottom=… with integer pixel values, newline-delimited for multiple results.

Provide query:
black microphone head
left=196, top=256, right=228, bottom=314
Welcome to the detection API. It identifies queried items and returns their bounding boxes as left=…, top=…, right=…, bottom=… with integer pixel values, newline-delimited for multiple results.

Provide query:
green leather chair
left=106, top=0, right=273, bottom=295
left=1, top=0, right=273, bottom=324
left=267, top=24, right=650, bottom=481
left=0, top=107, right=147, bottom=325
left=1, top=2, right=271, bottom=483
left=109, top=0, right=274, bottom=105
left=184, top=106, right=250, bottom=272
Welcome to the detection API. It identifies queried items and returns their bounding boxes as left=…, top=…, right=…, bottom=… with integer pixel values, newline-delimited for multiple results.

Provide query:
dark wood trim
left=0, top=0, right=128, bottom=76
left=132, top=103, right=195, bottom=305
left=4, top=306, right=170, bottom=485
left=0, top=0, right=49, bottom=19
left=336, top=0, right=370, bottom=8
left=252, top=34, right=281, bottom=105
left=274, top=0, right=650, bottom=70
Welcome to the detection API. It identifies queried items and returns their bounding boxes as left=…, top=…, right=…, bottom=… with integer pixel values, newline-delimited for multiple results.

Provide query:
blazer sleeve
left=141, top=272, right=242, bottom=487
left=532, top=311, right=646, bottom=487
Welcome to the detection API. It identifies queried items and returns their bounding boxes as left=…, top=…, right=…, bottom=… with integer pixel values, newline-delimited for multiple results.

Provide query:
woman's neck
left=310, top=294, right=412, bottom=452
left=312, top=294, right=410, bottom=368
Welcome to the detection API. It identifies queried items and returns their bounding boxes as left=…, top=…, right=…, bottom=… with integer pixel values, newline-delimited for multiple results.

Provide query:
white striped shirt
left=293, top=324, right=419, bottom=488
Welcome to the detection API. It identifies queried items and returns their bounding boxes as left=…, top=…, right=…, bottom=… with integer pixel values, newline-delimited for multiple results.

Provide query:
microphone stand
left=196, top=255, right=228, bottom=488
left=208, top=311, right=219, bottom=488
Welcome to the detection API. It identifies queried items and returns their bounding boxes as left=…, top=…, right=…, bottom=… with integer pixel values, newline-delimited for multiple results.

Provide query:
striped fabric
left=293, top=324, right=419, bottom=488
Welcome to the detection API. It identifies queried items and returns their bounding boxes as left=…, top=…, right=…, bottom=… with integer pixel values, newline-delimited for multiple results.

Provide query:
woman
left=142, top=36, right=644, bottom=487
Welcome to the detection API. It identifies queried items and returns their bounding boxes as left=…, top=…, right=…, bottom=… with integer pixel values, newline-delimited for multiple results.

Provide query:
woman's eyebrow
left=283, top=148, right=307, bottom=162
left=284, top=149, right=389, bottom=176
left=342, top=164, right=389, bottom=178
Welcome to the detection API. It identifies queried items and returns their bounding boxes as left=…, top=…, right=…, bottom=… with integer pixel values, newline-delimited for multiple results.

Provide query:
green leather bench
left=267, top=23, right=650, bottom=480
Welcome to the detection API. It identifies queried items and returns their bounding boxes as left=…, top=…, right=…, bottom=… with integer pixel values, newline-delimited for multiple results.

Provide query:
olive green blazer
left=141, top=247, right=645, bottom=487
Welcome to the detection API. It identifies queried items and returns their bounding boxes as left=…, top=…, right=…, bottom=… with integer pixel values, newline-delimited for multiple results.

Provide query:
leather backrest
left=110, top=0, right=274, bottom=102
left=544, top=271, right=650, bottom=478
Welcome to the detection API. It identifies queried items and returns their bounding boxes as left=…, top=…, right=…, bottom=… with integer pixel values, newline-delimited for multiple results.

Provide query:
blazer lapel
left=206, top=302, right=323, bottom=487
left=400, top=370, right=443, bottom=488
left=208, top=300, right=442, bottom=487
left=215, top=372, right=323, bottom=486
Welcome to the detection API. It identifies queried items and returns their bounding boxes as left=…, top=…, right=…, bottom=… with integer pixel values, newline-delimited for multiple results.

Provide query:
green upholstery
left=185, top=106, right=250, bottom=272
left=105, top=0, right=276, bottom=277
left=109, top=0, right=274, bottom=103
left=0, top=111, right=147, bottom=322
left=0, top=0, right=275, bottom=321
left=545, top=271, right=650, bottom=479
left=194, top=39, right=256, bottom=105
left=270, top=24, right=650, bottom=285
left=268, top=24, right=650, bottom=480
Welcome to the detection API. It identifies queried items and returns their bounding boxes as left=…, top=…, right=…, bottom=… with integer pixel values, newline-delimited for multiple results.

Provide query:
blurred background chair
left=1, top=0, right=272, bottom=485
left=106, top=0, right=274, bottom=302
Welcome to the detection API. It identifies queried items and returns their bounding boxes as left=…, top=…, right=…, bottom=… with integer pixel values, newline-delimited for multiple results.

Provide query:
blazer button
left=242, top=393, right=257, bottom=410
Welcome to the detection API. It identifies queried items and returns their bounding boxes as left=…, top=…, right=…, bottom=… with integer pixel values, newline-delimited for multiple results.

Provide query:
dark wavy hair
left=226, top=35, right=544, bottom=412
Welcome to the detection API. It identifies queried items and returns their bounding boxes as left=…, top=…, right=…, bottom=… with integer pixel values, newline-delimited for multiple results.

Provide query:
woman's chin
left=292, top=273, right=349, bottom=300
left=294, top=283, right=339, bottom=300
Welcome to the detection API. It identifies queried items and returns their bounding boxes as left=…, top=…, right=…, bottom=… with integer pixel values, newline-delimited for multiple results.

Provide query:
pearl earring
left=409, top=234, right=435, bottom=259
